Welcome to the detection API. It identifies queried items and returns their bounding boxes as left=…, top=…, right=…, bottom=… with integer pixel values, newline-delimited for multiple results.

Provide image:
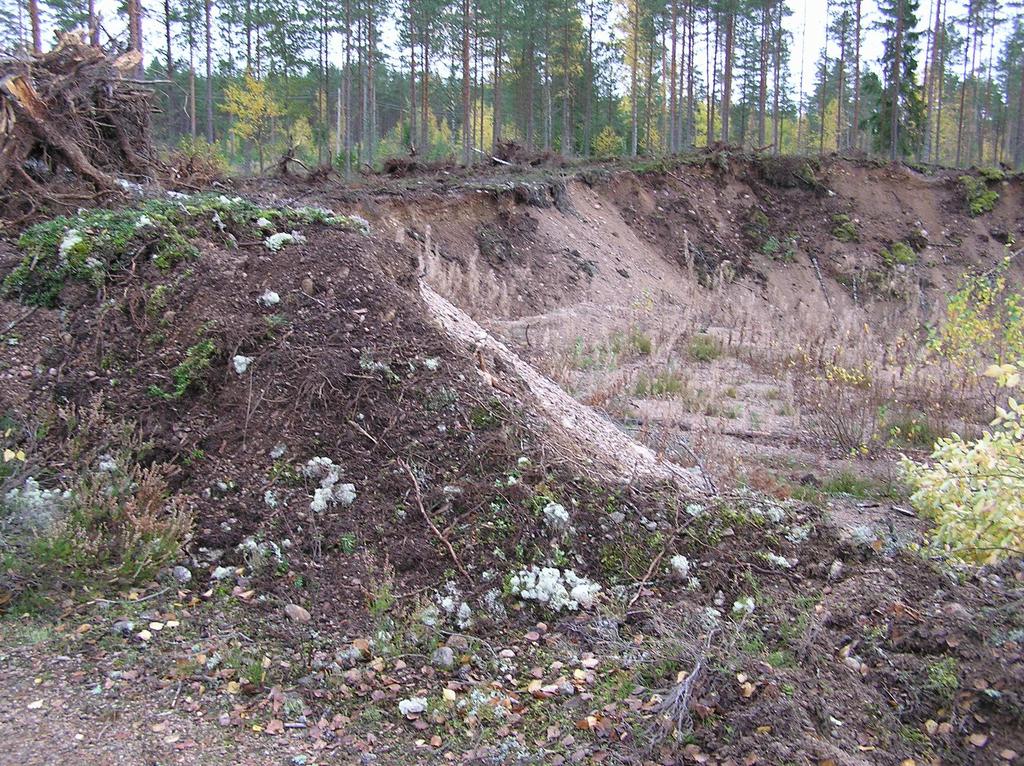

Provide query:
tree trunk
left=757, top=0, right=769, bottom=148
left=721, top=9, right=734, bottom=143
left=205, top=0, right=214, bottom=144
left=165, top=0, right=176, bottom=140
left=955, top=1, right=973, bottom=167
left=461, top=0, right=471, bottom=164
left=934, top=0, right=947, bottom=163
left=343, top=0, right=352, bottom=176
left=582, top=0, right=593, bottom=154
left=852, top=0, right=862, bottom=150
left=408, top=2, right=417, bottom=151
left=88, top=0, right=99, bottom=45
left=771, top=0, right=782, bottom=152
left=421, top=31, right=430, bottom=150
left=629, top=0, right=639, bottom=156
left=128, top=0, right=144, bottom=76
left=669, top=0, right=678, bottom=153
left=561, top=0, right=571, bottom=157
left=489, top=0, right=501, bottom=148
left=836, top=11, right=846, bottom=151
left=890, top=0, right=903, bottom=162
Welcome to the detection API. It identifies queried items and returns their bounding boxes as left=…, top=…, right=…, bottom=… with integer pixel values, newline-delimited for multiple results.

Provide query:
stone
left=398, top=697, right=427, bottom=716
left=301, top=277, right=315, bottom=295
left=608, top=511, right=625, bottom=524
left=171, top=565, right=192, bottom=583
left=446, top=634, right=470, bottom=651
left=431, top=646, right=455, bottom=670
left=285, top=603, right=311, bottom=623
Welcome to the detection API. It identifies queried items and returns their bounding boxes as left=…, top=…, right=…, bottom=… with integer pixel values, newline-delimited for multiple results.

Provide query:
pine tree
left=874, top=0, right=925, bottom=160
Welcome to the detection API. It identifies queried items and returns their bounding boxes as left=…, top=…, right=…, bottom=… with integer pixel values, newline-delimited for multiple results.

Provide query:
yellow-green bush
left=902, top=363, right=1024, bottom=564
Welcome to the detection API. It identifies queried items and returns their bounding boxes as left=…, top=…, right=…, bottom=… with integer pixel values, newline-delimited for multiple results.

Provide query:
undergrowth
left=2, top=194, right=367, bottom=307
left=1, top=398, right=193, bottom=610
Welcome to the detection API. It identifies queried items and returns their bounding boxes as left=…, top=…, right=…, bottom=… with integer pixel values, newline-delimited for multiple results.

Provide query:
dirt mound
left=0, top=34, right=156, bottom=221
left=0, top=163, right=1022, bottom=765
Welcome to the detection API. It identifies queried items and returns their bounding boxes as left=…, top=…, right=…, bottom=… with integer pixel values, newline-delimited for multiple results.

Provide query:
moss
left=2, top=195, right=365, bottom=308
left=831, top=214, right=859, bottom=243
left=149, top=339, right=218, bottom=400
left=880, top=241, right=917, bottom=268
left=146, top=284, right=172, bottom=317
left=977, top=166, right=1005, bottom=183
left=959, top=174, right=1000, bottom=216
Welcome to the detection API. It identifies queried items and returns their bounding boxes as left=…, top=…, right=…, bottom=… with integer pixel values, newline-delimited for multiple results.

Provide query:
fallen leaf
left=264, top=719, right=284, bottom=736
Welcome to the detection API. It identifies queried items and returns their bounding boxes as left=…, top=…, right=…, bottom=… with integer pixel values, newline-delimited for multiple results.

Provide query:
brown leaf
left=264, top=719, right=284, bottom=736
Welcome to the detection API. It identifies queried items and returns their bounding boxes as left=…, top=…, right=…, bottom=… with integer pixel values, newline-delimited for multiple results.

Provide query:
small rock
left=211, top=566, right=233, bottom=580
left=171, top=565, right=192, bottom=583
left=431, top=646, right=455, bottom=670
left=943, top=602, right=972, bottom=621
left=111, top=619, right=134, bottom=637
left=828, top=560, right=844, bottom=581
left=608, top=511, right=625, bottom=524
left=301, top=277, right=315, bottom=295
left=398, top=697, right=427, bottom=716
left=446, top=634, right=470, bottom=651
left=285, top=603, right=311, bottom=623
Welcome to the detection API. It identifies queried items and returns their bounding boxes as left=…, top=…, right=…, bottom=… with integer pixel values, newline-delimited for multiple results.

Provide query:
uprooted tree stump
left=0, top=34, right=156, bottom=220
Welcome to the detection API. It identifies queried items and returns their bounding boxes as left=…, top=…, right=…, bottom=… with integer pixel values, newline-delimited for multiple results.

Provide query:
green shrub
left=633, top=369, right=687, bottom=399
left=959, top=174, right=1000, bottom=216
left=881, top=241, right=917, bottom=268
left=831, top=214, right=859, bottom=243
left=149, top=339, right=218, bottom=399
left=688, top=333, right=722, bottom=363
left=902, top=362, right=1024, bottom=564
left=1, top=402, right=193, bottom=604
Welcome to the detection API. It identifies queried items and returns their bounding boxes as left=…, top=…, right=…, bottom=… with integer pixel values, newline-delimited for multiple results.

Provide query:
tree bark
left=890, top=0, right=904, bottom=162
left=205, top=0, right=215, bottom=144
left=721, top=9, right=734, bottom=143
left=461, top=0, right=471, bottom=164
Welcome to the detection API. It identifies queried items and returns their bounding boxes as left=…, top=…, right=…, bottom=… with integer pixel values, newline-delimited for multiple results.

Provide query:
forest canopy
left=1, top=0, right=1021, bottom=173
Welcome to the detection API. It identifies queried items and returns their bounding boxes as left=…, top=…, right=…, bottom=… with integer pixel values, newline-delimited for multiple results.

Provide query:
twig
left=398, top=459, right=468, bottom=579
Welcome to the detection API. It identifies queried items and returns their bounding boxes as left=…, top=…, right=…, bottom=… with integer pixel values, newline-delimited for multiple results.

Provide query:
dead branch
left=398, top=459, right=468, bottom=579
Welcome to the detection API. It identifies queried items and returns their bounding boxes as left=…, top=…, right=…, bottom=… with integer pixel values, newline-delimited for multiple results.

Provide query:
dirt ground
left=1, top=154, right=1022, bottom=765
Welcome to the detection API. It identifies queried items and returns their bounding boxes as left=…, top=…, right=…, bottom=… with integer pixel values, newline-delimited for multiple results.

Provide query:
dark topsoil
left=0, top=161, right=1021, bottom=765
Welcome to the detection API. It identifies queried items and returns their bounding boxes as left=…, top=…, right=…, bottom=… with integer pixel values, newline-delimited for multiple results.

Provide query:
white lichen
left=2, top=477, right=70, bottom=533
left=423, top=357, right=441, bottom=371
left=685, top=503, right=705, bottom=518
left=542, top=502, right=570, bottom=534
left=508, top=566, right=601, bottom=612
left=264, top=230, right=307, bottom=252
left=258, top=290, right=280, bottom=307
left=669, top=554, right=690, bottom=579
left=58, top=229, right=83, bottom=262
left=303, top=456, right=356, bottom=512
left=232, top=355, right=253, bottom=375
left=764, top=552, right=792, bottom=569
left=256, top=217, right=274, bottom=229
left=263, top=490, right=279, bottom=508
left=732, top=596, right=756, bottom=617
left=96, top=454, right=118, bottom=473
